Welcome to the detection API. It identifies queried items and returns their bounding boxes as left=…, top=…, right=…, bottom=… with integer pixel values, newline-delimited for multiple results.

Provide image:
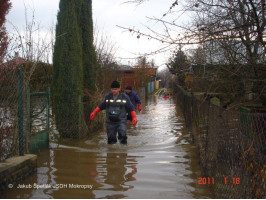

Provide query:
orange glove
left=90, top=107, right=101, bottom=120
left=137, top=104, right=142, bottom=112
left=130, top=111, right=138, bottom=126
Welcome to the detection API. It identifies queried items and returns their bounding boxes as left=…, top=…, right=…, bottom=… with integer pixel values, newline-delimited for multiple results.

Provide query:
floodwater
left=1, top=96, right=213, bottom=199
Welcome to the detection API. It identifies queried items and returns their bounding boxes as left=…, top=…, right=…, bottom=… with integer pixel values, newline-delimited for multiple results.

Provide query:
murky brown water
left=2, top=96, right=214, bottom=199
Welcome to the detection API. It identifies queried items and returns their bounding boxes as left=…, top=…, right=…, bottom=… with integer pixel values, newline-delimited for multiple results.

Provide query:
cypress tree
left=0, top=0, right=12, bottom=63
left=53, top=0, right=87, bottom=137
left=79, top=0, right=98, bottom=91
left=77, top=0, right=99, bottom=122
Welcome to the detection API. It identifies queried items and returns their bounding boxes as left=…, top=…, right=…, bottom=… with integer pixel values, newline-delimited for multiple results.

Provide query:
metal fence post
left=17, top=66, right=24, bottom=156
left=46, top=87, right=51, bottom=148
left=46, top=87, right=50, bottom=132
left=26, top=86, right=30, bottom=153
left=78, top=95, right=82, bottom=140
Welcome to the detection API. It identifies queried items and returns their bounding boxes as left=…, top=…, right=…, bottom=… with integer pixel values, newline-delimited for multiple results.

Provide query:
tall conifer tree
left=53, top=0, right=98, bottom=137
left=0, top=0, right=12, bottom=63
left=79, top=0, right=98, bottom=91
left=53, top=0, right=86, bottom=137
left=77, top=0, right=99, bottom=122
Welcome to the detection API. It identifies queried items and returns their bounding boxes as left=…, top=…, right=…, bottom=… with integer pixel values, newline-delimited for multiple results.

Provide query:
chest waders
left=106, top=94, right=128, bottom=144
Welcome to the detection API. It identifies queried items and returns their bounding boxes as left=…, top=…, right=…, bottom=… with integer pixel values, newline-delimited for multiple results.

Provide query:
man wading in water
left=89, top=81, right=138, bottom=144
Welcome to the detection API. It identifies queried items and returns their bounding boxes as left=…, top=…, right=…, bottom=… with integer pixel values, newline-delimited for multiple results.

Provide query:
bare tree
left=122, top=0, right=265, bottom=64
left=158, top=67, right=172, bottom=88
left=93, top=25, right=119, bottom=91
left=122, top=0, right=265, bottom=102
left=6, top=4, right=55, bottom=86
left=188, top=0, right=265, bottom=65
left=7, top=6, right=54, bottom=63
left=94, top=25, right=117, bottom=68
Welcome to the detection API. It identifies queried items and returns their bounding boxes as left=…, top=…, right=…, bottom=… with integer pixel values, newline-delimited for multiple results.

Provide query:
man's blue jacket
left=125, top=91, right=141, bottom=111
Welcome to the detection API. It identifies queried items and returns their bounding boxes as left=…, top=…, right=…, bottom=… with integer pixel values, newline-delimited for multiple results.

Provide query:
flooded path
left=2, top=96, right=213, bottom=199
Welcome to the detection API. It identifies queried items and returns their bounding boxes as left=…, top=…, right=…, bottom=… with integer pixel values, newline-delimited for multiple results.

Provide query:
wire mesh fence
left=174, top=85, right=266, bottom=198
left=0, top=62, right=52, bottom=161
left=30, top=94, right=49, bottom=135
left=0, top=60, right=109, bottom=160
left=0, top=66, right=28, bottom=161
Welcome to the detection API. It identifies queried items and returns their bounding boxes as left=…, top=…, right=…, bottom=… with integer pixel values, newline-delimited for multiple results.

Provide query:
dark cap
left=111, top=80, right=120, bottom=88
left=125, top=86, right=132, bottom=90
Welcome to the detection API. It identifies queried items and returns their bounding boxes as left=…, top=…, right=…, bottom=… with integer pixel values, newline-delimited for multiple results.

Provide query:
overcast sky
left=6, top=0, right=189, bottom=68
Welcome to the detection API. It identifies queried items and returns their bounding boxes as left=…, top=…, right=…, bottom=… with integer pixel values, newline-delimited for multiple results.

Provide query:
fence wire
left=174, top=85, right=265, bottom=199
left=0, top=62, right=52, bottom=161
left=30, top=94, right=48, bottom=135
left=0, top=67, right=28, bottom=161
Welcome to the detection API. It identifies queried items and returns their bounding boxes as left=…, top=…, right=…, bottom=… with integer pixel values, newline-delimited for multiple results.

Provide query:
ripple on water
left=1, top=97, right=213, bottom=199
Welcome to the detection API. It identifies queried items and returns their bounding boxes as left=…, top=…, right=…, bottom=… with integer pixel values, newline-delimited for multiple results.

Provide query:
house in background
left=116, top=65, right=158, bottom=92
left=0, top=56, right=26, bottom=97
left=0, top=55, right=26, bottom=80
left=1, top=57, right=26, bottom=69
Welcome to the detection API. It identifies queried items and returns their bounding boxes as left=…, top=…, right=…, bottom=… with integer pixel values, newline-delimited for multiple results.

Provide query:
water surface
left=2, top=96, right=213, bottom=199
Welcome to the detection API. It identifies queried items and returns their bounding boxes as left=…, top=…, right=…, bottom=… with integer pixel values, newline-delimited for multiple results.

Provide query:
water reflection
left=94, top=152, right=137, bottom=198
left=1, top=96, right=213, bottom=199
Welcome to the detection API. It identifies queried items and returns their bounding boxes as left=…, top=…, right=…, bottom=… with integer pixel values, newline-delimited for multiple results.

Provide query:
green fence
left=28, top=88, right=50, bottom=153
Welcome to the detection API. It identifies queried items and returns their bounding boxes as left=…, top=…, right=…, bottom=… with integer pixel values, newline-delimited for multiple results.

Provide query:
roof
left=116, top=65, right=132, bottom=71
left=1, top=57, right=26, bottom=69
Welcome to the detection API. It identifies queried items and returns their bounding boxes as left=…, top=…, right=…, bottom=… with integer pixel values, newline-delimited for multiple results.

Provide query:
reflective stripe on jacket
left=98, top=92, right=134, bottom=122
